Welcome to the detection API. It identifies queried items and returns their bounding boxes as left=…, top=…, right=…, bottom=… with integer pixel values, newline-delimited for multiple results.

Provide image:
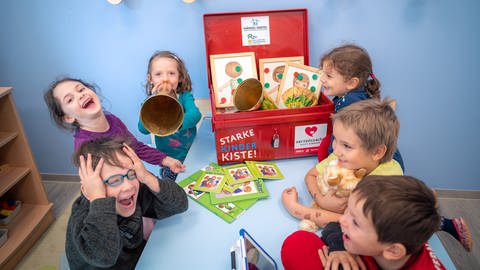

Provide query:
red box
left=204, top=9, right=334, bottom=164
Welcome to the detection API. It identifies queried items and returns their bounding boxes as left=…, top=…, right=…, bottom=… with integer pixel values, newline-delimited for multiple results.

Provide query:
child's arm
left=123, top=143, right=188, bottom=218
left=178, top=92, right=202, bottom=131
left=305, top=165, right=348, bottom=214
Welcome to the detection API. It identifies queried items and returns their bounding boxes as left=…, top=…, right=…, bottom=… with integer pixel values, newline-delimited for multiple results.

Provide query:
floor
left=14, top=99, right=480, bottom=269
left=435, top=190, right=480, bottom=270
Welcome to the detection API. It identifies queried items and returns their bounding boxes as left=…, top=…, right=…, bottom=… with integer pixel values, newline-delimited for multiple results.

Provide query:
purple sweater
left=74, top=112, right=166, bottom=166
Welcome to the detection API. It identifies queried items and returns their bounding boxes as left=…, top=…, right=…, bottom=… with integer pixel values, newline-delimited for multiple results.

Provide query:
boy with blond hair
left=282, top=98, right=472, bottom=250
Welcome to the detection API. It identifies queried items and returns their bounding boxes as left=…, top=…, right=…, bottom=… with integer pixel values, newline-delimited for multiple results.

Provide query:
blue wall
left=1, top=0, right=479, bottom=189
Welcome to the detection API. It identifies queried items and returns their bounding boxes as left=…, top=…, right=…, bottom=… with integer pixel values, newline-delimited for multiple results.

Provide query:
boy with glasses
left=66, top=137, right=188, bottom=269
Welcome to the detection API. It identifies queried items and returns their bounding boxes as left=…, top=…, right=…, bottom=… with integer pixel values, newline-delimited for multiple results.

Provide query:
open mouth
left=343, top=232, right=350, bottom=242
left=81, top=98, right=95, bottom=109
left=118, top=195, right=135, bottom=208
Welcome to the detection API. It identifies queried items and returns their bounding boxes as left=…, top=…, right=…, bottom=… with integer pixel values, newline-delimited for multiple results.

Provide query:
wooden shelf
left=0, top=203, right=54, bottom=263
left=0, top=86, right=54, bottom=270
left=0, top=165, right=30, bottom=197
left=0, top=132, right=18, bottom=148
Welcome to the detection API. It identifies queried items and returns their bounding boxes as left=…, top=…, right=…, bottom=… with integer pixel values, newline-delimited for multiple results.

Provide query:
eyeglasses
left=102, top=169, right=137, bottom=187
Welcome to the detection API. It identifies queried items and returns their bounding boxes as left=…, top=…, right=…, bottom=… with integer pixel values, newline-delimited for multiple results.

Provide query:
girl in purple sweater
left=44, top=77, right=186, bottom=240
left=44, top=77, right=185, bottom=174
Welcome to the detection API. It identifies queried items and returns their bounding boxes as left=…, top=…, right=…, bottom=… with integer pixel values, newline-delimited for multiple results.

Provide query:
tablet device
left=231, top=228, right=278, bottom=270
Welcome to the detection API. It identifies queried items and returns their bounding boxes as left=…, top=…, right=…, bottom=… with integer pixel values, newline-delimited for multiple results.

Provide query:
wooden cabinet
left=0, top=87, right=54, bottom=270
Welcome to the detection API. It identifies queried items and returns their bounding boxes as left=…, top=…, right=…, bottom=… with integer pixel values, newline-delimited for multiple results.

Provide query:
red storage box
left=204, top=9, right=334, bottom=164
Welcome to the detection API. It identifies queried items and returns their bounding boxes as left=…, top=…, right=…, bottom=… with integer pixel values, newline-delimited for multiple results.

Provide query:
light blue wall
left=1, top=0, right=479, bottom=189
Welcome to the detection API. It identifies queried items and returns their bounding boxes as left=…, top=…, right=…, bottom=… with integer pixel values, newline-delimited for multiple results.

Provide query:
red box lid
left=203, top=9, right=333, bottom=128
left=203, top=9, right=309, bottom=89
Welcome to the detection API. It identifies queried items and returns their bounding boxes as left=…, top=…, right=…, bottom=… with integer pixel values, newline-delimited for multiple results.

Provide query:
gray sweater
left=66, top=179, right=188, bottom=270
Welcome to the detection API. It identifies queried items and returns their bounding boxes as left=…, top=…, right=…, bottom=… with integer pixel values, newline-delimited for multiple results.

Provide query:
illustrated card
left=210, top=52, right=257, bottom=108
left=179, top=169, right=258, bottom=223
left=259, top=56, right=304, bottom=109
left=193, top=171, right=227, bottom=193
left=210, top=179, right=269, bottom=204
left=276, top=62, right=323, bottom=109
left=246, top=161, right=284, bottom=180
left=223, top=163, right=258, bottom=185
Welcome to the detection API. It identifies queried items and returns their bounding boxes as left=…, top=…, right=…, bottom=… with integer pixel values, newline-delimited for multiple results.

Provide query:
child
left=317, top=43, right=405, bottom=170
left=66, top=137, right=188, bottom=269
left=282, top=99, right=472, bottom=251
left=43, top=77, right=185, bottom=174
left=281, top=175, right=446, bottom=270
left=138, top=51, right=202, bottom=180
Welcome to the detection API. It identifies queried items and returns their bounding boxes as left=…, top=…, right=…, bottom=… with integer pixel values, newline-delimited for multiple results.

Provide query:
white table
left=136, top=116, right=456, bottom=270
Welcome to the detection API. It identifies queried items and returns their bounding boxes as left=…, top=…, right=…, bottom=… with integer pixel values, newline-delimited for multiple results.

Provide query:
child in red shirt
left=281, top=175, right=446, bottom=270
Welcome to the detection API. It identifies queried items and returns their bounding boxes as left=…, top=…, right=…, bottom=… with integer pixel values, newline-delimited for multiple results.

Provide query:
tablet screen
left=241, top=229, right=277, bottom=270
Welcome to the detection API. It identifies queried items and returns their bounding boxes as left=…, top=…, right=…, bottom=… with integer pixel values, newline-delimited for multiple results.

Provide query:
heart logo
left=305, top=126, right=317, bottom=137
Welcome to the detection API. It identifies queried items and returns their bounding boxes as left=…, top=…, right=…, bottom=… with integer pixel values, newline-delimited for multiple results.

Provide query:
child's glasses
left=103, top=169, right=137, bottom=187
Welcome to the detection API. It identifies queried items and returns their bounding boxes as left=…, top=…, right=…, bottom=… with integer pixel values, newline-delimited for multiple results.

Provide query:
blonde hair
left=332, top=98, right=399, bottom=163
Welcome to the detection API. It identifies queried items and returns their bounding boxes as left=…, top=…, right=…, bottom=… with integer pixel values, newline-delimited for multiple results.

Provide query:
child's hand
left=78, top=154, right=106, bottom=202
left=319, top=190, right=348, bottom=213
left=152, top=82, right=174, bottom=96
left=281, top=187, right=299, bottom=205
left=122, top=143, right=150, bottom=181
left=162, top=156, right=186, bottom=173
left=318, top=246, right=366, bottom=270
left=123, top=143, right=160, bottom=192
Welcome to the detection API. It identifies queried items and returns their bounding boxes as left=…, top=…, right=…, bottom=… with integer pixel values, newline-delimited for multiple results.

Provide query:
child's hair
left=332, top=98, right=399, bottom=164
left=321, top=44, right=380, bottom=99
left=44, top=77, right=99, bottom=132
left=352, top=175, right=440, bottom=254
left=72, top=137, right=131, bottom=169
left=145, top=50, right=192, bottom=96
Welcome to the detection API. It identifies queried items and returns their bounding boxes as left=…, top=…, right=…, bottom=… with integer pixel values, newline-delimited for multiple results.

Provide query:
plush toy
left=317, top=160, right=367, bottom=198
left=298, top=160, right=366, bottom=232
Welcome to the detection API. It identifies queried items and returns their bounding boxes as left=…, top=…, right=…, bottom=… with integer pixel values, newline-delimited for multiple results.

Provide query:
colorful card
left=223, top=163, right=257, bottom=185
left=246, top=161, right=284, bottom=180
left=179, top=170, right=258, bottom=223
left=193, top=171, right=227, bottom=193
left=222, top=182, right=242, bottom=193
left=210, top=179, right=269, bottom=204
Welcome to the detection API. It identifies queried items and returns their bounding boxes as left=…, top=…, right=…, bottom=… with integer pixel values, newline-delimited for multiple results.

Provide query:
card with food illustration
left=223, top=163, right=257, bottom=185
left=246, top=161, right=284, bottom=180
left=210, top=179, right=269, bottom=204
left=193, top=171, right=227, bottom=193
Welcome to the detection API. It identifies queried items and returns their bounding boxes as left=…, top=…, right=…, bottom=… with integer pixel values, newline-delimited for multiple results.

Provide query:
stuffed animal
left=298, top=160, right=366, bottom=232
left=317, top=160, right=367, bottom=198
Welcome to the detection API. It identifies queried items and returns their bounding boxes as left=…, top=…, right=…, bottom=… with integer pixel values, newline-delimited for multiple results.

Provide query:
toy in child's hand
left=317, top=160, right=366, bottom=198
left=297, top=160, right=366, bottom=232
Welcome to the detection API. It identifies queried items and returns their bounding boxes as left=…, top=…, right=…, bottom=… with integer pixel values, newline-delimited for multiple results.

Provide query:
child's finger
left=94, top=158, right=105, bottom=175
left=318, top=247, right=327, bottom=265
left=78, top=155, right=86, bottom=176
left=86, top=153, right=94, bottom=174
